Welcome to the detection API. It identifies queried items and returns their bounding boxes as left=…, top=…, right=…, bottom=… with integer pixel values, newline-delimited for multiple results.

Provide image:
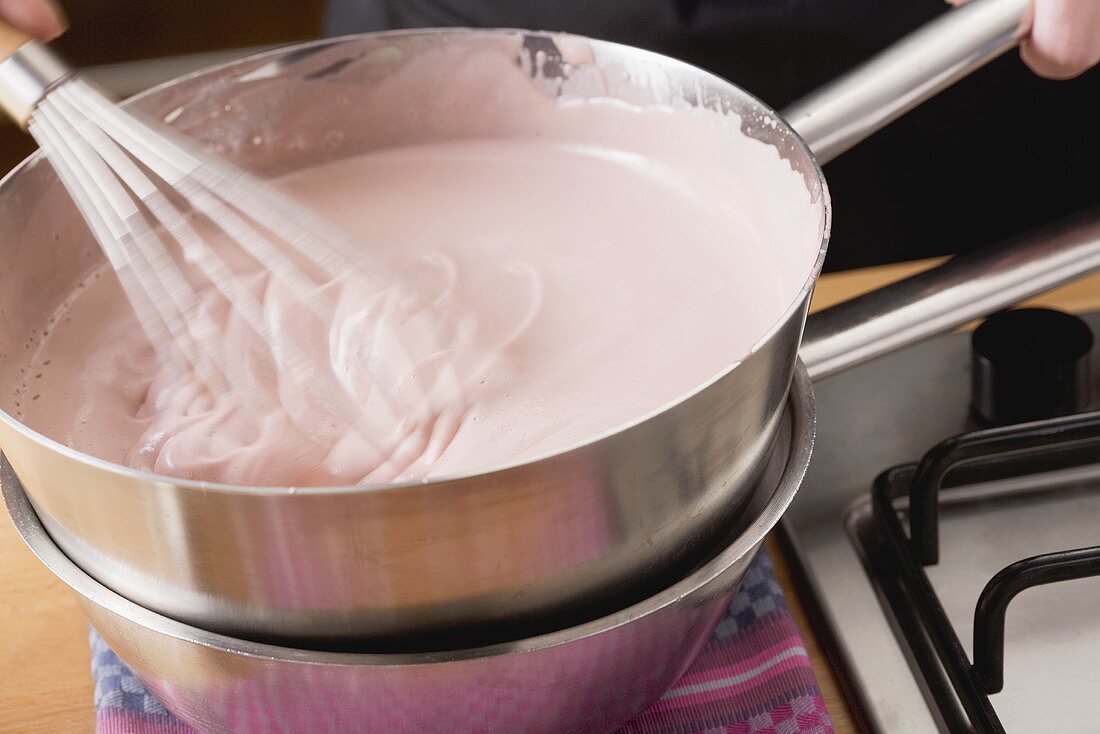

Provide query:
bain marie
left=17, top=41, right=822, bottom=486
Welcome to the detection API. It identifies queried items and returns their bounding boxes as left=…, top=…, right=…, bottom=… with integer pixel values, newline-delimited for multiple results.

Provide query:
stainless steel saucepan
left=0, top=0, right=1097, bottom=646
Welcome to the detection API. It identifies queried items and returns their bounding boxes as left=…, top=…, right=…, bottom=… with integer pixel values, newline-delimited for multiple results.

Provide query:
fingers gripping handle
left=0, top=18, right=31, bottom=62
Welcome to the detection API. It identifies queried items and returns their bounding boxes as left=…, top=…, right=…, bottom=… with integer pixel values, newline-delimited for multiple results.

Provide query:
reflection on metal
left=0, top=44, right=282, bottom=128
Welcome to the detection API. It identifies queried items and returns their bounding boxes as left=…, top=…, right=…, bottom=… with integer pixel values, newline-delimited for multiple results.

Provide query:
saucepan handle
left=782, top=0, right=1100, bottom=381
left=784, top=0, right=1029, bottom=165
left=801, top=209, right=1100, bottom=380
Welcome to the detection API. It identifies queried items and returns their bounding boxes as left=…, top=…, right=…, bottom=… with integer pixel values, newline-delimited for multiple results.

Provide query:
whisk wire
left=45, top=94, right=278, bottom=398
left=28, top=75, right=480, bottom=474
left=38, top=82, right=347, bottom=400
left=47, top=81, right=397, bottom=412
left=29, top=113, right=189, bottom=378
left=66, top=81, right=377, bottom=282
left=32, top=102, right=234, bottom=395
left=54, top=83, right=338, bottom=319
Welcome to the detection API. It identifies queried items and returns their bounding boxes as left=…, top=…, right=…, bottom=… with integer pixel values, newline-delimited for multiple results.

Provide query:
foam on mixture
left=17, top=36, right=823, bottom=486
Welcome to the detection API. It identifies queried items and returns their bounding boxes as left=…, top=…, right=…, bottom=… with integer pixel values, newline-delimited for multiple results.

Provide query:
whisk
left=0, top=27, right=363, bottom=386
left=0, top=24, right=469, bottom=479
left=0, top=25, right=429, bottom=431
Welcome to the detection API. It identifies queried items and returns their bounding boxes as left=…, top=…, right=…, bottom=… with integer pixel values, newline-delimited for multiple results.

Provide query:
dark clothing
left=325, top=0, right=1099, bottom=271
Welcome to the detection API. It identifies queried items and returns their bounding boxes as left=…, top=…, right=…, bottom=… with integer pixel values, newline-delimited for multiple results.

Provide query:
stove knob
left=971, top=308, right=1093, bottom=426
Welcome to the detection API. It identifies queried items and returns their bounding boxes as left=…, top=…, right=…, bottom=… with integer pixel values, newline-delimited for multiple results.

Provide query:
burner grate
left=871, top=411, right=1100, bottom=734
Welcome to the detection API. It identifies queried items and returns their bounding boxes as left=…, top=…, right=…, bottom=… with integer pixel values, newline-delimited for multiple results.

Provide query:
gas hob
left=785, top=308, right=1100, bottom=733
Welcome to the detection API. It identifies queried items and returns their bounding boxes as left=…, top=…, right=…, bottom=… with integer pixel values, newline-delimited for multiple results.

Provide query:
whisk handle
left=0, top=21, right=69, bottom=127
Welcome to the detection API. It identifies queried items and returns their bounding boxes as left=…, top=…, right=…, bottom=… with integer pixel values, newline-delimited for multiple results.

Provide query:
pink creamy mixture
left=18, top=41, right=822, bottom=486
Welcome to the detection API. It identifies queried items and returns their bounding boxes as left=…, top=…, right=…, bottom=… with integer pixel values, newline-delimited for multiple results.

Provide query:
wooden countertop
left=4, top=259, right=1100, bottom=733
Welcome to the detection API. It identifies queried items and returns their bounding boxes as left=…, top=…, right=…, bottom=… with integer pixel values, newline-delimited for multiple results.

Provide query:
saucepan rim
left=2, top=365, right=814, bottom=664
left=0, top=29, right=829, bottom=496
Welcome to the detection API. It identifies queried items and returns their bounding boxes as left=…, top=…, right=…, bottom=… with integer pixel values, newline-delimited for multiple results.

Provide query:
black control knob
left=971, top=308, right=1093, bottom=427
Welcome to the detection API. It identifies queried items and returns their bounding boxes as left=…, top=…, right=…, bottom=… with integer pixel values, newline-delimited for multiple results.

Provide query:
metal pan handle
left=783, top=0, right=1100, bottom=381
left=784, top=0, right=1029, bottom=165
left=802, top=209, right=1100, bottom=381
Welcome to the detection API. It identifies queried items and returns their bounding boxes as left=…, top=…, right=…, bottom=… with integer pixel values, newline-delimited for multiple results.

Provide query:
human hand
left=950, top=0, right=1100, bottom=79
left=0, top=0, right=66, bottom=42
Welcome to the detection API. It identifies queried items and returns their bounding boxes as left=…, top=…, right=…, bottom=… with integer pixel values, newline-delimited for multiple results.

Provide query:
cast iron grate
left=871, top=411, right=1100, bottom=734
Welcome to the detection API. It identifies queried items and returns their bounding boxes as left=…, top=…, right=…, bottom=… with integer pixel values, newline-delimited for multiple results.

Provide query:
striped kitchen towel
left=91, top=550, right=832, bottom=734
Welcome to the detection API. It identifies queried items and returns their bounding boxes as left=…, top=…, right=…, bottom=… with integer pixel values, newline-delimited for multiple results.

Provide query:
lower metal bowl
left=3, top=368, right=813, bottom=734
